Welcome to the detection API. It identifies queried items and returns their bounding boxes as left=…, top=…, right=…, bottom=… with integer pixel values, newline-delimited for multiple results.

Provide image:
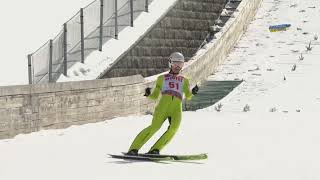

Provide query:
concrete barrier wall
left=0, top=0, right=262, bottom=139
left=0, top=75, right=156, bottom=139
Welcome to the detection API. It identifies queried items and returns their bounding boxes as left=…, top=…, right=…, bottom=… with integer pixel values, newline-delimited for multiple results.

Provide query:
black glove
left=144, top=87, right=151, bottom=96
left=192, top=85, right=199, bottom=95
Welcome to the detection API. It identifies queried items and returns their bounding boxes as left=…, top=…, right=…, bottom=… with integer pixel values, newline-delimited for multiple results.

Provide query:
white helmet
left=168, top=52, right=185, bottom=68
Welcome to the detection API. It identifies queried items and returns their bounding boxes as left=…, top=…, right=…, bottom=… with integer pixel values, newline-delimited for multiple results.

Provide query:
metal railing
left=28, top=0, right=152, bottom=84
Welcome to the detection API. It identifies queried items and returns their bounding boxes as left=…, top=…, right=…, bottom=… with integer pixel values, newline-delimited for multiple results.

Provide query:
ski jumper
left=129, top=73, right=193, bottom=152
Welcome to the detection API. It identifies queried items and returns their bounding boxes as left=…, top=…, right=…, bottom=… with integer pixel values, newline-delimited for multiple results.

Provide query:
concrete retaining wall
left=0, top=75, right=155, bottom=139
left=0, top=0, right=262, bottom=139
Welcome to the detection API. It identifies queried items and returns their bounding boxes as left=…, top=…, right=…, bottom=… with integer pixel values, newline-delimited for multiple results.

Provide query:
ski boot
left=127, top=149, right=138, bottom=156
left=146, top=149, right=160, bottom=155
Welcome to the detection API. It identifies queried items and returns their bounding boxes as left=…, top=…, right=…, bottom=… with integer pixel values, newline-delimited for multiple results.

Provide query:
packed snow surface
left=1, top=0, right=320, bottom=179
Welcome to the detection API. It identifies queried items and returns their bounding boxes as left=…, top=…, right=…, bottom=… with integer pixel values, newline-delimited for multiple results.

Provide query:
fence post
left=80, top=8, right=85, bottom=62
left=130, top=0, right=133, bottom=27
left=145, top=0, right=149, bottom=12
left=49, top=40, right=53, bottom=83
left=99, top=0, right=104, bottom=51
left=115, top=0, right=118, bottom=39
left=28, top=54, right=32, bottom=84
left=63, top=23, right=68, bottom=76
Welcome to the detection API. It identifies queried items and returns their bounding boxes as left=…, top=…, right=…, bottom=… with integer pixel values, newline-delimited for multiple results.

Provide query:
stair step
left=168, top=9, right=219, bottom=20
left=159, top=17, right=214, bottom=30
left=176, top=1, right=225, bottom=13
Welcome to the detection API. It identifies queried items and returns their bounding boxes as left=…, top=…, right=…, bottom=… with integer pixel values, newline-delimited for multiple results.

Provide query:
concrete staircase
left=100, top=0, right=237, bottom=78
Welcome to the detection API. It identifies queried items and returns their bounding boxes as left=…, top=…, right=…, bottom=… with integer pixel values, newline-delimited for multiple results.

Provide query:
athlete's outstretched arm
left=183, top=78, right=193, bottom=100
left=148, top=75, right=164, bottom=100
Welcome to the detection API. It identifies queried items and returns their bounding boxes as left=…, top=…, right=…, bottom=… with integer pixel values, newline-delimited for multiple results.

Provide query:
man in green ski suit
left=127, top=52, right=199, bottom=155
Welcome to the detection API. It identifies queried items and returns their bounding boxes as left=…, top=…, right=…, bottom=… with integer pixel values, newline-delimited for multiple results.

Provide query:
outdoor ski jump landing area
left=0, top=0, right=262, bottom=139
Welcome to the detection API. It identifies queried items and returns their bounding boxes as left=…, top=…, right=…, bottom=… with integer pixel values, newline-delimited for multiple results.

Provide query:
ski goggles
left=171, top=61, right=184, bottom=69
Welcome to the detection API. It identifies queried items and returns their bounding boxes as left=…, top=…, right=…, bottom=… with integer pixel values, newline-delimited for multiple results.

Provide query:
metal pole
left=80, top=8, right=85, bottom=62
left=49, top=40, right=53, bottom=83
left=99, top=0, right=104, bottom=51
left=115, top=0, right=118, bottom=39
left=145, top=0, right=148, bottom=12
left=63, top=23, right=68, bottom=76
left=28, top=54, right=32, bottom=84
left=130, top=0, right=133, bottom=27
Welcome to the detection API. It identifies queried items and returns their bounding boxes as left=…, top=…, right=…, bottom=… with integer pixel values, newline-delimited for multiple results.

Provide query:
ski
left=109, top=154, right=173, bottom=162
left=122, top=152, right=208, bottom=161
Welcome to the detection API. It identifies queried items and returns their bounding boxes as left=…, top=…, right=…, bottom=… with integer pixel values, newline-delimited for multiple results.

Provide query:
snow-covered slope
left=206, top=0, right=320, bottom=113
left=1, top=0, right=320, bottom=179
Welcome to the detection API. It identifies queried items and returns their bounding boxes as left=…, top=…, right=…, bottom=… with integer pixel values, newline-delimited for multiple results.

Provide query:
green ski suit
left=129, top=73, right=193, bottom=152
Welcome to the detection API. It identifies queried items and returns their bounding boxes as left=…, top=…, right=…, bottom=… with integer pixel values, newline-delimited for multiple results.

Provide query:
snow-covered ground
left=0, top=0, right=93, bottom=86
left=1, top=0, right=320, bottom=180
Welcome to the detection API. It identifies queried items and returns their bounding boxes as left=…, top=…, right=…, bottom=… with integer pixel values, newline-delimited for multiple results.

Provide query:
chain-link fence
left=28, top=0, right=153, bottom=84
